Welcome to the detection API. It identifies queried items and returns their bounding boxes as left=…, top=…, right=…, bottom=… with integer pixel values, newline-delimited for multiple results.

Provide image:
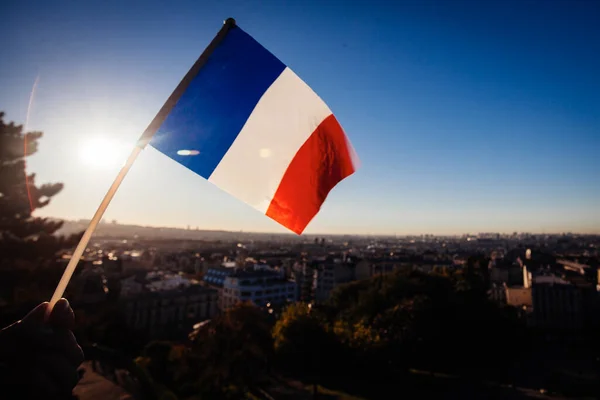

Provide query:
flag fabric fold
left=149, top=23, right=359, bottom=234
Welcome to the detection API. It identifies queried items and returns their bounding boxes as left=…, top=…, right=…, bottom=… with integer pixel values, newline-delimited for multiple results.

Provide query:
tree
left=273, top=302, right=343, bottom=394
left=188, top=303, right=273, bottom=398
left=0, top=112, right=79, bottom=308
left=324, top=270, right=528, bottom=378
left=135, top=341, right=184, bottom=399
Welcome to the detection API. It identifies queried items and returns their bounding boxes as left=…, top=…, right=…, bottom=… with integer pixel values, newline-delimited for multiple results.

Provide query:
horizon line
left=57, top=218, right=600, bottom=237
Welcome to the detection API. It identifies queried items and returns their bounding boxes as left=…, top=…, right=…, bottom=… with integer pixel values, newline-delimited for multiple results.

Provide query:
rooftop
left=231, top=269, right=283, bottom=279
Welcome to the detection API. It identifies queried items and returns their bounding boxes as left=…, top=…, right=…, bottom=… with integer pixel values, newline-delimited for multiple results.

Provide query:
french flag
left=149, top=20, right=359, bottom=234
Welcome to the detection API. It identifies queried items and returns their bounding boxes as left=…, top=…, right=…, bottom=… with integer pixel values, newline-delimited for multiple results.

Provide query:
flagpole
left=47, top=17, right=237, bottom=314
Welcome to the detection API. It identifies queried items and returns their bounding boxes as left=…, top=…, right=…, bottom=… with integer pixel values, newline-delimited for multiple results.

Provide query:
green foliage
left=143, top=341, right=178, bottom=385
left=324, top=269, right=527, bottom=376
left=125, top=270, right=529, bottom=398
left=188, top=303, right=273, bottom=398
left=0, top=112, right=80, bottom=308
left=0, top=112, right=79, bottom=264
left=134, top=359, right=179, bottom=400
left=124, top=304, right=275, bottom=399
left=272, top=302, right=314, bottom=349
left=273, top=302, right=340, bottom=381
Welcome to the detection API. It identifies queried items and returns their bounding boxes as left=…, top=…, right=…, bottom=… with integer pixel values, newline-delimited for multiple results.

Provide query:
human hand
left=0, top=299, right=84, bottom=399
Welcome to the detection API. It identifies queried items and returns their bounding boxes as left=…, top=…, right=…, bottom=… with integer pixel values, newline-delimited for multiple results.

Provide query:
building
left=122, top=284, right=218, bottom=338
left=355, top=258, right=404, bottom=280
left=69, top=262, right=110, bottom=305
left=506, top=286, right=532, bottom=308
left=289, top=255, right=359, bottom=303
left=489, top=261, right=524, bottom=286
left=531, top=276, right=585, bottom=330
left=313, top=261, right=355, bottom=303
left=203, top=266, right=236, bottom=288
left=290, top=261, right=315, bottom=302
left=120, top=274, right=144, bottom=297
left=146, top=271, right=192, bottom=292
left=489, top=283, right=507, bottom=303
left=221, top=270, right=297, bottom=310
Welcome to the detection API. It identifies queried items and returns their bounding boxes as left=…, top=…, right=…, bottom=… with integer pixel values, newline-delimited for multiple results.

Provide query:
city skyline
left=62, top=218, right=599, bottom=238
left=2, top=0, right=599, bottom=235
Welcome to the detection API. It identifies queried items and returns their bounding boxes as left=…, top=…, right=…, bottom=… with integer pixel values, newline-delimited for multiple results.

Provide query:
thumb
left=48, top=298, right=75, bottom=330
left=20, top=302, right=50, bottom=325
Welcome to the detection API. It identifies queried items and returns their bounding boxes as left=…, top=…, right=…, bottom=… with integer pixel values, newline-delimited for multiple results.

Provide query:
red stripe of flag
left=266, top=114, right=356, bottom=234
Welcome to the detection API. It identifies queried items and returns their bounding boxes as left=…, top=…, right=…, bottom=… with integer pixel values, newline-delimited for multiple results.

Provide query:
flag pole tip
left=224, top=18, right=236, bottom=26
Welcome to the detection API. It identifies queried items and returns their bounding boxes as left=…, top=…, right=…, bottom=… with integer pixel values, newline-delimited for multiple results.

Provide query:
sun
left=78, top=137, right=128, bottom=169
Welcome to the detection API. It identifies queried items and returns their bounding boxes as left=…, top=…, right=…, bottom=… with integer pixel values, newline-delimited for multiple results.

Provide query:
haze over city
left=2, top=0, right=599, bottom=235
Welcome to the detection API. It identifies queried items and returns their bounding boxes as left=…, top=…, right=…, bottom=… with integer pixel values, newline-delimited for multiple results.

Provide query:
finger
left=0, top=303, right=51, bottom=357
left=35, top=353, right=81, bottom=394
left=48, top=298, right=75, bottom=330
left=20, top=302, right=50, bottom=325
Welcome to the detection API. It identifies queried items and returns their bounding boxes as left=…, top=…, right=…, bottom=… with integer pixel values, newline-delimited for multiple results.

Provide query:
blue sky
left=1, top=0, right=599, bottom=235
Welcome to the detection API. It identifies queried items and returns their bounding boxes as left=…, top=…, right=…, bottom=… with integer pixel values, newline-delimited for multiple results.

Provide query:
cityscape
left=11, top=220, right=600, bottom=398
left=60, top=222, right=600, bottom=339
left=2, top=0, right=599, bottom=399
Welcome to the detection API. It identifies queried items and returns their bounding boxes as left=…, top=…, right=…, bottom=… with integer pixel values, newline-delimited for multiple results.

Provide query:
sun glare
left=79, top=137, right=128, bottom=169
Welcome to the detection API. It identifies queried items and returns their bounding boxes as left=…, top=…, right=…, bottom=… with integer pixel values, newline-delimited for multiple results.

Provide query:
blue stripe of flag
left=150, top=26, right=286, bottom=178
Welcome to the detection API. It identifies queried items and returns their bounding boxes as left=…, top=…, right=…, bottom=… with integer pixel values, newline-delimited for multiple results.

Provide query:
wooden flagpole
left=47, top=18, right=237, bottom=314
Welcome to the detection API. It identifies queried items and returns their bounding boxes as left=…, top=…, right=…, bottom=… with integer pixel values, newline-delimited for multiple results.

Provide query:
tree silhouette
left=0, top=112, right=80, bottom=307
left=323, top=270, right=528, bottom=378
left=188, top=303, right=273, bottom=397
left=273, top=302, right=342, bottom=394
